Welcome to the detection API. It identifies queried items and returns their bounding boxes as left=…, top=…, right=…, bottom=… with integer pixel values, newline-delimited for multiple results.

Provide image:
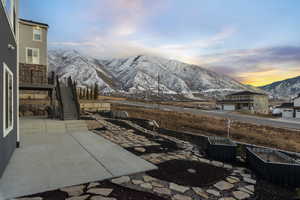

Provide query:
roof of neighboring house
left=278, top=103, right=294, bottom=108
left=19, top=18, right=49, bottom=28
left=227, top=91, right=266, bottom=96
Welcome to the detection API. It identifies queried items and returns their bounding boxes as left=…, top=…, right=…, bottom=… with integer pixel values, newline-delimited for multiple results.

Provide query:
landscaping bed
left=147, top=159, right=230, bottom=187
left=246, top=147, right=300, bottom=187
left=207, top=136, right=237, bottom=162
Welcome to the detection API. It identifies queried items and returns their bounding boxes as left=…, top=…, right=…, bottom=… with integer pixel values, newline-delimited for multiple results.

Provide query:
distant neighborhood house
left=278, top=94, right=300, bottom=119
left=217, top=91, right=269, bottom=114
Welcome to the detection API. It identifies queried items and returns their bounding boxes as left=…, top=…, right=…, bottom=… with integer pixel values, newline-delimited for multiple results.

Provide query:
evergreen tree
left=94, top=83, right=99, bottom=100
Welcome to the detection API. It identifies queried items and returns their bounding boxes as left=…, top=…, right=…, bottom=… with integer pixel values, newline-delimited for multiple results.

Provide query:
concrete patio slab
left=0, top=118, right=157, bottom=199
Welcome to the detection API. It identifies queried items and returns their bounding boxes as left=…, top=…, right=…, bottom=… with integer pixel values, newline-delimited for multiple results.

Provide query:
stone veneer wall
left=19, top=63, right=47, bottom=85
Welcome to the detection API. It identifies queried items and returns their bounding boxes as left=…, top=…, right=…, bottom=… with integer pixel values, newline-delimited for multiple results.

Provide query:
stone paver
left=87, top=188, right=113, bottom=196
left=192, top=187, right=209, bottom=199
left=243, top=177, right=256, bottom=184
left=214, top=181, right=234, bottom=191
left=87, top=182, right=100, bottom=189
left=132, top=180, right=144, bottom=185
left=172, top=194, right=192, bottom=200
left=140, top=183, right=153, bottom=190
left=207, top=189, right=221, bottom=197
left=66, top=195, right=90, bottom=200
left=154, top=187, right=172, bottom=195
left=233, top=191, right=250, bottom=200
left=226, top=176, right=240, bottom=184
left=143, top=175, right=157, bottom=182
left=111, top=176, right=130, bottom=184
left=90, top=196, right=117, bottom=200
left=61, top=185, right=85, bottom=197
left=170, top=183, right=189, bottom=193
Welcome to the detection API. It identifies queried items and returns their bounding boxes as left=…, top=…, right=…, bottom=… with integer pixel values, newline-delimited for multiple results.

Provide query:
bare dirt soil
left=112, top=104, right=300, bottom=153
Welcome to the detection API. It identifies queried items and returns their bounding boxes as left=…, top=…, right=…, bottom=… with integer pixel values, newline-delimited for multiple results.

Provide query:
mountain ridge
left=48, top=49, right=259, bottom=99
left=259, top=76, right=300, bottom=99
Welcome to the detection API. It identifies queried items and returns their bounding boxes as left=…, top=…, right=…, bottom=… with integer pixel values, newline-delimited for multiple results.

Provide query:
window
left=26, top=48, right=40, bottom=64
left=33, top=28, right=42, bottom=41
left=3, top=63, right=13, bottom=137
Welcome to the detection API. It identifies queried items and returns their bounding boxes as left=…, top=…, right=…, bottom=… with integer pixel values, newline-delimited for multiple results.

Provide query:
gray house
left=0, top=0, right=19, bottom=177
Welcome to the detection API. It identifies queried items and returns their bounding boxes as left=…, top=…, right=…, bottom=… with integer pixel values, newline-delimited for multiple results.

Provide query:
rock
left=141, top=183, right=153, bottom=189
left=219, top=198, right=236, bottom=200
left=187, top=168, right=196, bottom=174
left=245, top=185, right=254, bottom=192
left=241, top=173, right=251, bottom=178
left=211, top=161, right=223, bottom=167
left=170, top=183, right=189, bottom=193
left=66, top=195, right=90, bottom=200
left=154, top=187, right=172, bottom=195
left=61, top=185, right=85, bottom=197
left=214, top=181, right=234, bottom=191
left=134, top=147, right=146, bottom=153
left=87, top=182, right=100, bottom=189
left=111, top=176, right=130, bottom=184
left=17, top=198, right=43, bottom=200
left=226, top=176, right=240, bottom=184
left=132, top=179, right=144, bottom=185
left=152, top=182, right=164, bottom=188
left=90, top=196, right=117, bottom=200
left=233, top=191, right=250, bottom=200
left=224, top=164, right=233, bottom=169
left=206, top=189, right=221, bottom=197
left=238, top=187, right=253, bottom=195
left=243, top=177, right=256, bottom=184
left=192, top=187, right=209, bottom=199
left=143, top=175, right=156, bottom=182
left=199, top=158, right=210, bottom=164
left=172, top=194, right=192, bottom=200
left=87, top=188, right=113, bottom=196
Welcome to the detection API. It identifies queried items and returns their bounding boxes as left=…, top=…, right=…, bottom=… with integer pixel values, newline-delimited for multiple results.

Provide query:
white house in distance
left=294, top=95, right=300, bottom=119
left=279, top=94, right=300, bottom=119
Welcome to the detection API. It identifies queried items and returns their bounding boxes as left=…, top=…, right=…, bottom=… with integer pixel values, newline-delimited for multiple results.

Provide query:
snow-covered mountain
left=48, top=49, right=254, bottom=99
left=260, top=76, right=300, bottom=99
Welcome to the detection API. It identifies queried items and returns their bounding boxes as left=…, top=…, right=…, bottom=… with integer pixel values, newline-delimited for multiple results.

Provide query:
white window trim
left=26, top=47, right=40, bottom=64
left=33, top=27, right=42, bottom=41
left=3, top=62, right=14, bottom=138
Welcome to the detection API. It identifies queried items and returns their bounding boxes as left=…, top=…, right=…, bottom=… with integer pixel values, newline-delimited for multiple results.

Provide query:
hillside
left=48, top=49, right=254, bottom=99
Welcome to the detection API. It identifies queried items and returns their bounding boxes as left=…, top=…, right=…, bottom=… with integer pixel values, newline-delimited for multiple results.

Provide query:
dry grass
left=112, top=104, right=300, bottom=153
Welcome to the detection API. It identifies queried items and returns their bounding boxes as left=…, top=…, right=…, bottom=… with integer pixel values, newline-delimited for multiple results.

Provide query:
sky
left=20, top=0, right=300, bottom=86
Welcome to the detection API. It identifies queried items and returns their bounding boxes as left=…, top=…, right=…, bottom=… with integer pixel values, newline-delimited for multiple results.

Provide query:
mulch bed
left=255, top=179, right=296, bottom=200
left=147, top=159, right=230, bottom=187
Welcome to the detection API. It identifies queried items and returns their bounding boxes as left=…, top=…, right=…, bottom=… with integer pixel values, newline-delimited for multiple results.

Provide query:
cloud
left=160, top=27, right=236, bottom=50
left=198, top=46, right=300, bottom=86
left=86, top=0, right=165, bottom=37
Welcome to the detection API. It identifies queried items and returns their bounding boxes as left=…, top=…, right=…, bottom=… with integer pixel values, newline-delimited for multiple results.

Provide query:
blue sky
left=20, top=0, right=300, bottom=86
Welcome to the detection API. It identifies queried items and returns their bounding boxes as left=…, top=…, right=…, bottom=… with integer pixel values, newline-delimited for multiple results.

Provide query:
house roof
left=19, top=18, right=49, bottom=28
left=227, top=91, right=266, bottom=96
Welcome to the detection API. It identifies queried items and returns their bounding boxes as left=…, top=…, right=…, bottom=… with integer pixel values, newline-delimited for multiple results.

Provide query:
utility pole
left=227, top=118, right=231, bottom=138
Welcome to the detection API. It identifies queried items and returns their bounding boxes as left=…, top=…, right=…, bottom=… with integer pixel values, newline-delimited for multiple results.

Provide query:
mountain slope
left=48, top=49, right=254, bottom=98
left=260, top=76, right=300, bottom=99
